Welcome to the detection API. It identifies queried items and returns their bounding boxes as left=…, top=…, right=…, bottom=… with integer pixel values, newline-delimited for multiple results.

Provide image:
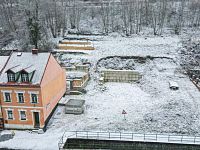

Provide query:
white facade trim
left=29, top=92, right=39, bottom=104
left=4, top=124, right=35, bottom=129
left=3, top=92, right=12, bottom=103
left=5, top=108, right=13, bottom=110
left=14, top=90, right=25, bottom=93
left=18, top=110, right=28, bottom=121
left=28, top=91, right=39, bottom=94
left=2, top=105, right=43, bottom=109
left=5, top=108, right=15, bottom=120
left=1, top=90, right=12, bottom=93
left=16, top=92, right=25, bottom=103
left=31, top=110, right=41, bottom=112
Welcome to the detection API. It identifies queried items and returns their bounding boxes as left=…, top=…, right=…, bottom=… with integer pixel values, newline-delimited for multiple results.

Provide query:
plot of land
left=1, top=35, right=200, bottom=150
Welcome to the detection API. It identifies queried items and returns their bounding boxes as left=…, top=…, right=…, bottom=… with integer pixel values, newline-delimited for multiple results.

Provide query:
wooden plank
left=58, top=46, right=95, bottom=50
left=61, top=41, right=91, bottom=45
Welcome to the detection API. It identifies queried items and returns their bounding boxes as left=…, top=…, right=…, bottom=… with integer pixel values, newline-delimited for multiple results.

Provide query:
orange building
left=0, top=56, right=9, bottom=130
left=0, top=50, right=66, bottom=130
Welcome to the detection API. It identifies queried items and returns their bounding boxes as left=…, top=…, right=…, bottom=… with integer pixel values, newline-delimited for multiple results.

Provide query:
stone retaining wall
left=101, top=70, right=142, bottom=82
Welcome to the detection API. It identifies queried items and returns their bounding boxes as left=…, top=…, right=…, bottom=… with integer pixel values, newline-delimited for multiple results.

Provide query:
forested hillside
left=0, top=0, right=200, bottom=50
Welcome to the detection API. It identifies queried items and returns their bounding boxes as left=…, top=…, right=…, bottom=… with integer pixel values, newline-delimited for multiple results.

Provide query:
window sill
left=31, top=103, right=38, bottom=104
left=4, top=101, right=12, bottom=103
left=20, top=119, right=27, bottom=121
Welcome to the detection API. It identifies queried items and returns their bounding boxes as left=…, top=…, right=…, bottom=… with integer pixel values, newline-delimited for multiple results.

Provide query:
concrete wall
left=64, top=139, right=200, bottom=150
left=101, top=70, right=142, bottom=82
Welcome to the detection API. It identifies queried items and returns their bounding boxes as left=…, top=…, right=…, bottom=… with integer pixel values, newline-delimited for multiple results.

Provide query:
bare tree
left=0, top=0, right=17, bottom=32
left=25, top=0, right=41, bottom=49
left=100, top=1, right=110, bottom=35
left=150, top=0, right=167, bottom=35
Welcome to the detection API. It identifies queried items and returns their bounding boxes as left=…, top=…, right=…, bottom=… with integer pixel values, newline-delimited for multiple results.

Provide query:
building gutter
left=0, top=84, right=40, bottom=88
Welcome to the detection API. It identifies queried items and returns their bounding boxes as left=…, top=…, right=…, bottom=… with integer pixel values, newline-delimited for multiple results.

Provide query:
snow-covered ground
left=2, top=35, right=200, bottom=150
left=92, top=35, right=180, bottom=59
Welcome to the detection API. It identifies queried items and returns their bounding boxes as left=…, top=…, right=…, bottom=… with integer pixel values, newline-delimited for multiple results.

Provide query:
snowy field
left=2, top=35, right=200, bottom=150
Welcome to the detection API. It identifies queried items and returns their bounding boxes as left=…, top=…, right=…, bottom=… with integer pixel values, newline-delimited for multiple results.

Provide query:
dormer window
left=21, top=73, right=29, bottom=82
left=7, top=73, right=15, bottom=82
left=6, top=65, right=35, bottom=83
left=6, top=65, right=21, bottom=82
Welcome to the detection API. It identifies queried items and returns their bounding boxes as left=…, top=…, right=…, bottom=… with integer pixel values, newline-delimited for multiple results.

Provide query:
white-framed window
left=19, top=111, right=27, bottom=121
left=4, top=92, right=11, bottom=102
left=7, top=73, right=15, bottom=82
left=28, top=91, right=39, bottom=104
left=7, top=110, right=14, bottom=120
left=18, top=93, right=24, bottom=103
left=31, top=93, right=38, bottom=104
left=21, top=73, right=29, bottom=82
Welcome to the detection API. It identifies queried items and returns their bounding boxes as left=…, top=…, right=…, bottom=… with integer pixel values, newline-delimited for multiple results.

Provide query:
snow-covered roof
left=0, top=56, right=9, bottom=73
left=65, top=99, right=85, bottom=107
left=169, top=81, right=179, bottom=88
left=66, top=71, right=87, bottom=79
left=7, top=65, right=23, bottom=73
left=0, top=52, right=50, bottom=84
left=23, top=65, right=36, bottom=73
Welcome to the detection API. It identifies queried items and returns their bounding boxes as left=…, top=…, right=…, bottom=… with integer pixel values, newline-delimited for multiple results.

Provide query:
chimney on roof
left=32, top=49, right=38, bottom=55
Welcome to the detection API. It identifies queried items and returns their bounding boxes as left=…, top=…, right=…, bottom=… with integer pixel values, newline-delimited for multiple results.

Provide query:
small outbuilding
left=169, top=81, right=179, bottom=90
left=66, top=71, right=89, bottom=90
left=65, top=99, right=85, bottom=114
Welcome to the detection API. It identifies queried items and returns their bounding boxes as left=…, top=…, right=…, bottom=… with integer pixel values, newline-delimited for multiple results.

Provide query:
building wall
left=41, top=54, right=66, bottom=121
left=2, top=107, right=44, bottom=129
left=0, top=87, right=43, bottom=107
left=0, top=54, right=66, bottom=129
left=0, top=86, right=44, bottom=129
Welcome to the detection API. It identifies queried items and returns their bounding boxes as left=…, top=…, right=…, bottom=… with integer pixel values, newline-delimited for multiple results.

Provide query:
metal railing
left=58, top=131, right=200, bottom=149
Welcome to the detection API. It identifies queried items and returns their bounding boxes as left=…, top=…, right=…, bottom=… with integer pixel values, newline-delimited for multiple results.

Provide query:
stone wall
left=101, top=70, right=142, bottom=83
